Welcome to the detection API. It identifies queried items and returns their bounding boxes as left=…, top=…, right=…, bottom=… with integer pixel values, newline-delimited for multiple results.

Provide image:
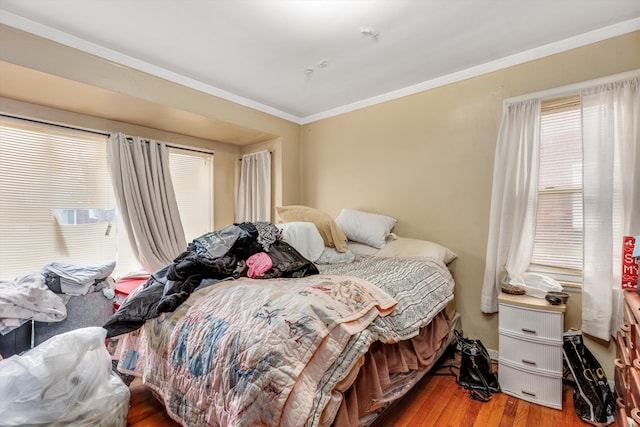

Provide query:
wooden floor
left=372, top=373, right=614, bottom=427
left=126, top=370, right=619, bottom=427
left=127, top=385, right=181, bottom=427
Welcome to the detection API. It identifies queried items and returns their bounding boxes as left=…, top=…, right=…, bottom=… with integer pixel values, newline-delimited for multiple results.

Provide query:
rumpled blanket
left=305, top=255, right=455, bottom=427
left=115, top=274, right=396, bottom=427
left=0, top=273, right=67, bottom=334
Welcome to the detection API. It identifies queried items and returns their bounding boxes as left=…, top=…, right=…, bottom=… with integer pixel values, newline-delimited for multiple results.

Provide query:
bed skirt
left=325, top=310, right=455, bottom=427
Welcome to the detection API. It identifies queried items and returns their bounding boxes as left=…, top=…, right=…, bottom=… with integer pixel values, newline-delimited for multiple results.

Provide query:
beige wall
left=300, top=31, right=640, bottom=378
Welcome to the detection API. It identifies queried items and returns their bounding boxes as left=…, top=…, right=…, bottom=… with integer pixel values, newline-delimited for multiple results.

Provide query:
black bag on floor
left=562, top=330, right=615, bottom=426
left=455, top=330, right=500, bottom=402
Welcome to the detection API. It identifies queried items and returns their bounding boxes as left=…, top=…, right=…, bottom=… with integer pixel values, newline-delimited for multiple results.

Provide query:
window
left=0, top=116, right=214, bottom=280
left=168, top=148, right=214, bottom=242
left=0, top=116, right=117, bottom=280
left=529, top=96, right=583, bottom=283
left=529, top=94, right=624, bottom=287
left=482, top=73, right=638, bottom=338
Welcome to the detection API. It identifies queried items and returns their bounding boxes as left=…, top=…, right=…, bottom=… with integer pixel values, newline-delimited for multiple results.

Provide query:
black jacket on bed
left=103, top=222, right=318, bottom=338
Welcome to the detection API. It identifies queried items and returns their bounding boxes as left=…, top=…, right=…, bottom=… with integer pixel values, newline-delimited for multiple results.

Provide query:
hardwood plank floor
left=127, top=371, right=620, bottom=427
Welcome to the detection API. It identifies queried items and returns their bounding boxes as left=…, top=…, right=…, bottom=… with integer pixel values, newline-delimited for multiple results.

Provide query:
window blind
left=0, top=116, right=116, bottom=280
left=530, top=95, right=583, bottom=277
left=168, top=148, right=214, bottom=241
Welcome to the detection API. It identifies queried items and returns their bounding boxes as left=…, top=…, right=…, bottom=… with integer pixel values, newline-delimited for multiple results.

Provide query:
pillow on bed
left=276, top=205, right=348, bottom=252
left=316, top=247, right=355, bottom=264
left=375, top=237, right=458, bottom=264
left=335, top=208, right=396, bottom=249
left=276, top=221, right=325, bottom=262
left=347, top=241, right=380, bottom=256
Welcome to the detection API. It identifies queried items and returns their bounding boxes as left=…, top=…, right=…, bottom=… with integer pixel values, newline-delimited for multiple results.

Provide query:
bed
left=106, top=213, right=459, bottom=427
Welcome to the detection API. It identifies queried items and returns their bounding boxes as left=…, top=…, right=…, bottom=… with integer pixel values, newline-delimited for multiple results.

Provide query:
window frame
left=529, top=95, right=584, bottom=288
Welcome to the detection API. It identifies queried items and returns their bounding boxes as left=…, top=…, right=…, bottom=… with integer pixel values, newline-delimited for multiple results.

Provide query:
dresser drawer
left=498, top=333, right=562, bottom=373
left=629, top=367, right=640, bottom=413
left=615, top=360, right=629, bottom=406
left=625, top=298, right=639, bottom=326
left=616, top=397, right=630, bottom=427
left=623, top=301, right=640, bottom=358
left=617, top=331, right=633, bottom=367
left=499, top=304, right=563, bottom=342
left=624, top=292, right=640, bottom=353
left=499, top=359, right=562, bottom=409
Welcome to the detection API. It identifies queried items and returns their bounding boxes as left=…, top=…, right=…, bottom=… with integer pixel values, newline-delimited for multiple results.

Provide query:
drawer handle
left=615, top=358, right=626, bottom=369
left=522, top=390, right=537, bottom=397
left=522, top=359, right=537, bottom=366
left=621, top=323, right=630, bottom=333
left=521, top=328, right=537, bottom=334
left=632, top=408, right=640, bottom=424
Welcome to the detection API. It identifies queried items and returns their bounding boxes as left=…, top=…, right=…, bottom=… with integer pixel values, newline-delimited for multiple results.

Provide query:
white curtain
left=481, top=99, right=541, bottom=313
left=235, top=150, right=271, bottom=222
left=582, top=77, right=640, bottom=340
left=107, top=132, right=186, bottom=273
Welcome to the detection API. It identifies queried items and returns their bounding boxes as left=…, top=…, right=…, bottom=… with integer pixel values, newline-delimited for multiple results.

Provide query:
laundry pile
left=0, top=261, right=115, bottom=336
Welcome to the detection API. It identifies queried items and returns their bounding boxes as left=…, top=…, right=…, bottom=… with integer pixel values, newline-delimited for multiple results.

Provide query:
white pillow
left=316, top=248, right=355, bottom=264
left=347, top=241, right=380, bottom=256
left=276, top=222, right=325, bottom=262
left=335, top=208, right=396, bottom=249
left=375, top=237, right=458, bottom=264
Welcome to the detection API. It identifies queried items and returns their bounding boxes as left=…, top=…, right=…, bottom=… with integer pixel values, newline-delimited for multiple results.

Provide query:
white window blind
left=0, top=116, right=117, bottom=280
left=168, top=147, right=214, bottom=241
left=530, top=96, right=583, bottom=279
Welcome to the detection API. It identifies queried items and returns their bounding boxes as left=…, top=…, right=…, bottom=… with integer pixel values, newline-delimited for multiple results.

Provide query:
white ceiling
left=1, top=1, right=640, bottom=124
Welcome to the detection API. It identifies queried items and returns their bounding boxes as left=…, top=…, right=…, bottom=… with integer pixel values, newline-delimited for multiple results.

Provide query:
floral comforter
left=115, top=274, right=396, bottom=427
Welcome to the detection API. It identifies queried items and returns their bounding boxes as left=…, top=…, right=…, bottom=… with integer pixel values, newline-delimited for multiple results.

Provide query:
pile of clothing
left=103, top=221, right=319, bottom=338
left=0, top=273, right=67, bottom=336
left=41, top=261, right=115, bottom=296
left=0, top=261, right=115, bottom=337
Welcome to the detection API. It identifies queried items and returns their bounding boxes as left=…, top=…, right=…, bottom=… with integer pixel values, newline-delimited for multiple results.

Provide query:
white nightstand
left=498, top=293, right=566, bottom=409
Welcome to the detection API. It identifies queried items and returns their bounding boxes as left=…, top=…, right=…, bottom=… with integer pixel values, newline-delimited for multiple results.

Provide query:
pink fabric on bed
left=246, top=252, right=272, bottom=277
left=330, top=311, right=450, bottom=427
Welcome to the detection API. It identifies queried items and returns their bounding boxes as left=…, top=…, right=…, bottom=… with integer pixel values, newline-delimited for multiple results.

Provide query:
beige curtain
left=235, top=150, right=271, bottom=222
left=107, top=132, right=186, bottom=273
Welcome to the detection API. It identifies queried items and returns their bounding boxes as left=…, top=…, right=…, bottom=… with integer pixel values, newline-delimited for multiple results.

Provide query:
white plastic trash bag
left=0, top=326, right=130, bottom=426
